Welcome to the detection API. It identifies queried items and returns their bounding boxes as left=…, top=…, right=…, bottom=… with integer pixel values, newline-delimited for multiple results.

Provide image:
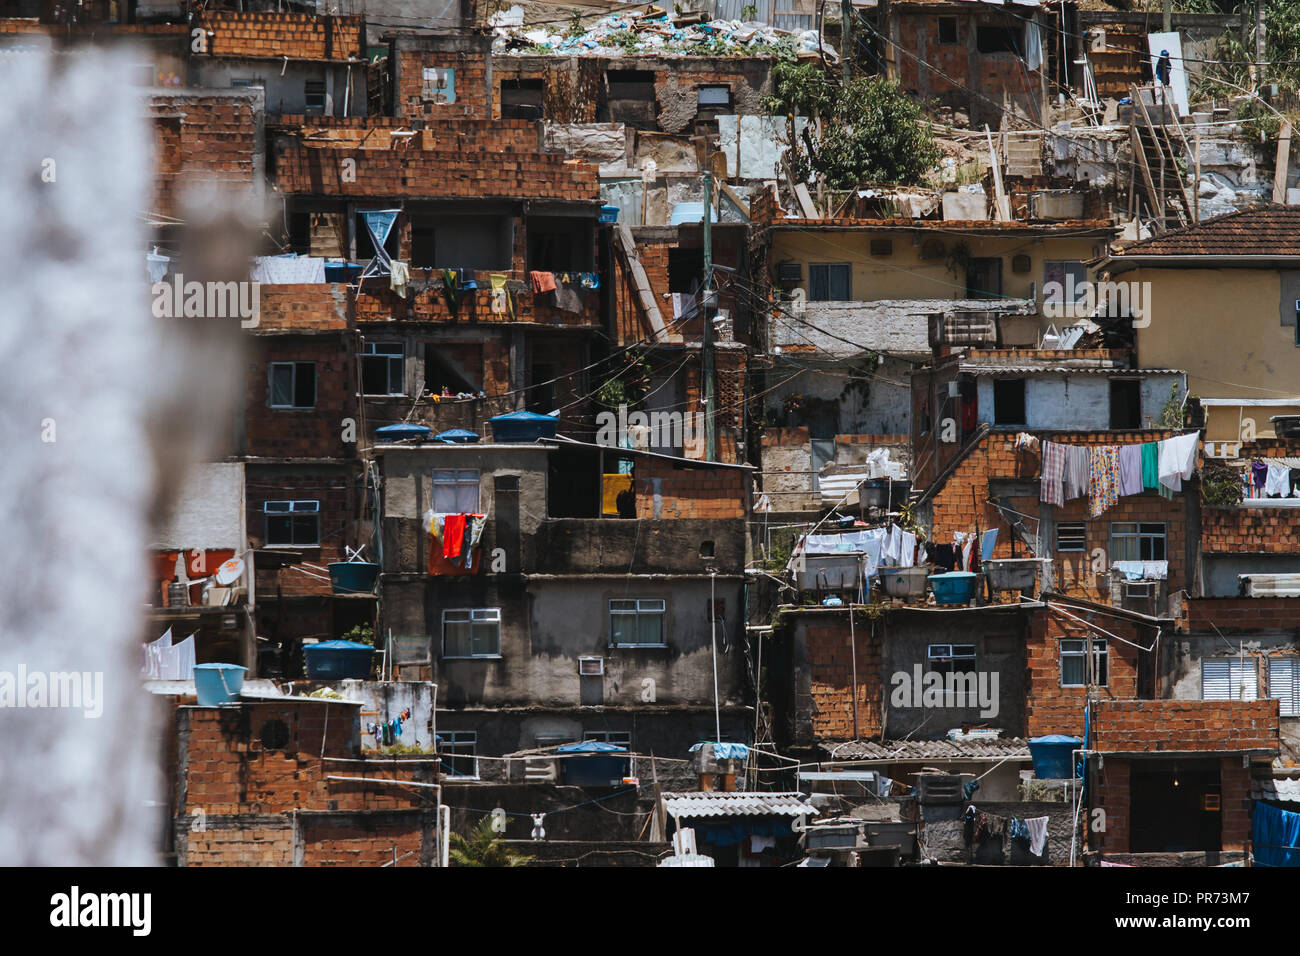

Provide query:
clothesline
left=1039, top=432, right=1199, bottom=517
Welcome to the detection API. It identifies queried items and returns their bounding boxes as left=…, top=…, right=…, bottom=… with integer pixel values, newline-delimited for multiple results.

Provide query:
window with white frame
left=269, top=361, right=316, bottom=409
left=437, top=730, right=477, bottom=777
left=263, top=500, right=320, bottom=547
left=584, top=731, right=632, bottom=749
left=304, top=80, right=327, bottom=114
left=1060, top=639, right=1108, bottom=687
left=1109, top=522, right=1166, bottom=562
left=442, top=608, right=500, bottom=658
left=432, top=469, right=480, bottom=514
left=1202, top=658, right=1258, bottom=701
left=1270, top=658, right=1300, bottom=717
left=609, top=599, right=666, bottom=646
left=927, top=644, right=976, bottom=675
left=362, top=342, right=404, bottom=396
left=1056, top=521, right=1087, bottom=552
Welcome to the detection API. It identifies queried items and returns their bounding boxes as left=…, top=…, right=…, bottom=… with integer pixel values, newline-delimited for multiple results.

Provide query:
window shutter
left=1203, top=659, right=1257, bottom=701
left=1271, top=659, right=1299, bottom=717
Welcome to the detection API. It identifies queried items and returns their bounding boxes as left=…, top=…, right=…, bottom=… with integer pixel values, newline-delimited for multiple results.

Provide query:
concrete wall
left=153, top=461, right=245, bottom=550
left=881, top=606, right=1030, bottom=739
left=192, top=60, right=364, bottom=118
left=764, top=355, right=914, bottom=436
left=380, top=574, right=747, bottom=712
left=1129, top=265, right=1300, bottom=440
left=1202, top=554, right=1300, bottom=597
left=769, top=229, right=1104, bottom=306
left=974, top=371, right=1184, bottom=430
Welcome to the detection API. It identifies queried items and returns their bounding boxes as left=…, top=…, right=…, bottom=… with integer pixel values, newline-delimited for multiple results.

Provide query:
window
left=993, top=378, right=1026, bottom=426
left=976, top=24, right=1020, bottom=54
left=1202, top=658, right=1258, bottom=701
left=610, top=599, right=667, bottom=646
left=362, top=342, right=404, bottom=396
left=1109, top=379, right=1142, bottom=429
left=668, top=247, right=705, bottom=294
left=442, top=608, right=501, bottom=658
left=870, top=239, right=894, bottom=257
left=232, top=77, right=265, bottom=89
left=500, top=78, right=543, bottom=120
left=1269, top=658, right=1300, bottom=717
left=584, top=731, right=632, bottom=749
left=938, top=16, right=958, bottom=44
left=1060, top=639, right=1108, bottom=687
left=1110, top=522, right=1166, bottom=562
left=263, top=500, right=320, bottom=547
left=808, top=263, right=852, bottom=301
left=304, top=80, right=327, bottom=114
left=1044, top=260, right=1088, bottom=306
left=1057, top=522, right=1087, bottom=552
left=421, top=67, right=455, bottom=103
left=433, top=469, right=480, bottom=514
left=269, top=362, right=316, bottom=409
left=927, top=644, right=976, bottom=675
left=966, top=257, right=1002, bottom=298
left=697, top=85, right=731, bottom=107
left=438, top=730, right=477, bottom=777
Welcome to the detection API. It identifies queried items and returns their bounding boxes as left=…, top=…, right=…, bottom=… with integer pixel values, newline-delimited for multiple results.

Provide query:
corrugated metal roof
left=1251, top=777, right=1300, bottom=802
left=660, top=791, right=817, bottom=818
left=821, top=737, right=1031, bottom=761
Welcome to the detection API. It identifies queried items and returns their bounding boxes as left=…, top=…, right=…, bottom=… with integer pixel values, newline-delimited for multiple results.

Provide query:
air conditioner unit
left=578, top=656, right=605, bottom=676
left=777, top=262, right=802, bottom=283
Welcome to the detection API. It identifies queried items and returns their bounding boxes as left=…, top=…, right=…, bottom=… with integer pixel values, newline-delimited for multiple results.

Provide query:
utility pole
left=702, top=171, right=717, bottom=462
left=1257, top=0, right=1267, bottom=89
left=842, top=0, right=853, bottom=85
left=1163, top=0, right=1171, bottom=34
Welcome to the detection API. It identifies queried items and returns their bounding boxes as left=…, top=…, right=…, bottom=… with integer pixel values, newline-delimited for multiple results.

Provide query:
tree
left=448, top=817, right=534, bottom=867
left=767, top=63, right=939, bottom=189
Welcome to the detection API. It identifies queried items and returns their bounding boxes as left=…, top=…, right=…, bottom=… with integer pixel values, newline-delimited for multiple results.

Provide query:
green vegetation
left=341, top=623, right=374, bottom=646
left=449, top=817, right=534, bottom=867
left=1201, top=463, right=1244, bottom=507
left=766, top=60, right=939, bottom=188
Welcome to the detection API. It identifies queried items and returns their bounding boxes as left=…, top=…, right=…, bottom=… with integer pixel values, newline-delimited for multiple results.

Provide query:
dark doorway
left=966, top=257, right=1002, bottom=298
left=1129, top=760, right=1222, bottom=852
left=993, top=378, right=1026, bottom=426
left=1109, top=379, right=1142, bottom=429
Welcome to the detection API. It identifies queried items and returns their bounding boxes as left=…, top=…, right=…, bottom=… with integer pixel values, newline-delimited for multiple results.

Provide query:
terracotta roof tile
left=1112, top=204, right=1300, bottom=257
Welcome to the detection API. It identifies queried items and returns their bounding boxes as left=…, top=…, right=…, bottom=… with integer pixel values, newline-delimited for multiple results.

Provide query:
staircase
left=1129, top=84, right=1193, bottom=231
left=1003, top=131, right=1043, bottom=178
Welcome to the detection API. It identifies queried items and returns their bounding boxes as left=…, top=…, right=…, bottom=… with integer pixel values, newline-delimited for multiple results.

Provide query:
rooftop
left=1108, top=204, right=1300, bottom=260
left=820, top=737, right=1032, bottom=761
left=660, top=791, right=817, bottom=818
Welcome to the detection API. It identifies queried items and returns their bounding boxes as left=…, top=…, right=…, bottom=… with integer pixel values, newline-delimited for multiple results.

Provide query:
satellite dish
left=215, top=557, right=245, bottom=586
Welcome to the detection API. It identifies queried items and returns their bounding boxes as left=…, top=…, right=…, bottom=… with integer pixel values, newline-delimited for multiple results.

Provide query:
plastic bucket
left=194, top=663, right=247, bottom=706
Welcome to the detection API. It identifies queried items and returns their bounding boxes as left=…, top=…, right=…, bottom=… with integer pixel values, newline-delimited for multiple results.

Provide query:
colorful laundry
left=1089, top=445, right=1121, bottom=517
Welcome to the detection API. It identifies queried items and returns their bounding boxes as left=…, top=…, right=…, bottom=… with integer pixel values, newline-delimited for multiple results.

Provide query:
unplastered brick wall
left=272, top=136, right=598, bottom=201
left=198, top=12, right=364, bottom=61
left=634, top=457, right=747, bottom=519
left=395, top=47, right=490, bottom=118
left=1091, top=698, right=1280, bottom=754
left=176, top=703, right=436, bottom=866
left=1090, top=756, right=1255, bottom=853
left=1025, top=606, right=1144, bottom=738
left=244, top=334, right=357, bottom=458
left=652, top=60, right=774, bottom=134
left=256, top=284, right=350, bottom=332
left=1188, top=598, right=1300, bottom=632
left=150, top=92, right=260, bottom=220
left=804, top=619, right=884, bottom=742
left=925, top=430, right=1184, bottom=584
left=1202, top=507, right=1300, bottom=554
left=246, top=465, right=358, bottom=597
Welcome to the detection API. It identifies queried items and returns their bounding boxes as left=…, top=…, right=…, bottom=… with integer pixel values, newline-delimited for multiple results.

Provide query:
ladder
left=1129, top=84, right=1193, bottom=231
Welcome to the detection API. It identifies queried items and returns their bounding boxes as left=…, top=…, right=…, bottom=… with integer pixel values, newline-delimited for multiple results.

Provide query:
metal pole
left=710, top=569, right=721, bottom=743
left=702, top=171, right=717, bottom=462
left=848, top=604, right=860, bottom=740
left=842, top=0, right=853, bottom=85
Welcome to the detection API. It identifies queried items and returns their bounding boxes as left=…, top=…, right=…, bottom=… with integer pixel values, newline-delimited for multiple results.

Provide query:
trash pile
left=490, top=4, right=834, bottom=59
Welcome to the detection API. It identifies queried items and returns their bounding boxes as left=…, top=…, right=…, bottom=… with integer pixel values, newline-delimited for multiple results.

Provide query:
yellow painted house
left=1100, top=205, right=1300, bottom=444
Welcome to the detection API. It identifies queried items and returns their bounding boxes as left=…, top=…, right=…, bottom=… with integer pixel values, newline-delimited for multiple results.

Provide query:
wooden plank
left=614, top=221, right=671, bottom=339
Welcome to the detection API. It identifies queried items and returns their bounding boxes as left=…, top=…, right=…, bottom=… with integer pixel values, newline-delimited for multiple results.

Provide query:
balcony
left=1090, top=699, right=1280, bottom=757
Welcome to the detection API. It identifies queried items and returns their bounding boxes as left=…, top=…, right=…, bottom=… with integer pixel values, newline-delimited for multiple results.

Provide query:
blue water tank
left=375, top=423, right=431, bottom=442
left=489, top=410, right=558, bottom=442
left=305, top=640, right=374, bottom=680
left=194, top=663, right=246, bottom=706
left=1028, top=734, right=1082, bottom=779
left=928, top=571, right=977, bottom=605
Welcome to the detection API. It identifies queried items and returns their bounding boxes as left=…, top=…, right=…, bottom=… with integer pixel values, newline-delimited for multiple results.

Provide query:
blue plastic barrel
left=1028, top=734, right=1082, bottom=779
left=194, top=663, right=247, bottom=706
left=928, top=571, right=977, bottom=605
